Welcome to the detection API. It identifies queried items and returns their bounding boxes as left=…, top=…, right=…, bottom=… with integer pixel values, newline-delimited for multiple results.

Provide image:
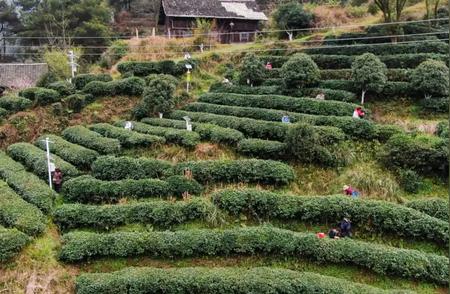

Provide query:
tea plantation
left=0, top=40, right=448, bottom=293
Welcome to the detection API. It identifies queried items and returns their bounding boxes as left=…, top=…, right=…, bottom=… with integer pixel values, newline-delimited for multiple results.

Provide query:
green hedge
left=117, top=60, right=197, bottom=76
left=73, top=74, right=113, bottom=90
left=47, top=81, right=75, bottom=96
left=184, top=102, right=376, bottom=139
left=75, top=267, right=406, bottom=294
left=62, top=126, right=121, bottom=154
left=91, top=156, right=173, bottom=180
left=114, top=120, right=198, bottom=148
left=0, top=107, right=7, bottom=119
left=0, top=180, right=46, bottom=236
left=210, top=83, right=279, bottom=95
left=60, top=227, right=448, bottom=284
left=303, top=41, right=449, bottom=55
left=0, top=226, right=30, bottom=262
left=89, top=123, right=165, bottom=147
left=436, top=121, right=449, bottom=139
left=212, top=189, right=448, bottom=245
left=174, top=159, right=294, bottom=185
left=141, top=118, right=245, bottom=146
left=320, top=68, right=412, bottom=82
left=406, top=198, right=448, bottom=221
left=236, top=139, right=287, bottom=159
left=380, top=134, right=448, bottom=177
left=54, top=198, right=214, bottom=230
left=82, top=77, right=145, bottom=97
left=62, top=175, right=202, bottom=203
left=7, top=143, right=81, bottom=180
left=0, top=152, right=56, bottom=213
left=0, top=95, right=32, bottom=112
left=35, top=134, right=99, bottom=169
left=18, top=87, right=60, bottom=105
left=319, top=80, right=413, bottom=97
left=198, top=93, right=359, bottom=117
left=63, top=94, right=93, bottom=113
left=169, top=110, right=289, bottom=141
left=420, top=97, right=449, bottom=113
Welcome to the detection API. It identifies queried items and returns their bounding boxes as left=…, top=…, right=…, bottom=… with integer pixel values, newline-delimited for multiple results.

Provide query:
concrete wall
left=0, top=63, right=48, bottom=89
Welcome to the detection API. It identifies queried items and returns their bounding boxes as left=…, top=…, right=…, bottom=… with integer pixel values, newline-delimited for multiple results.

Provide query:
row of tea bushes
left=0, top=95, right=32, bottom=113
left=236, top=139, right=287, bottom=159
left=89, top=123, right=165, bottom=147
left=0, top=180, right=46, bottom=236
left=117, top=59, right=197, bottom=77
left=7, top=143, right=81, bottom=180
left=183, top=102, right=378, bottom=140
left=114, top=120, right=200, bottom=148
left=59, top=227, right=448, bottom=284
left=75, top=266, right=406, bottom=294
left=19, top=87, right=60, bottom=106
left=405, top=198, right=448, bottom=221
left=53, top=198, right=216, bottom=230
left=212, top=189, right=448, bottom=245
left=0, top=225, right=30, bottom=262
left=141, top=118, right=245, bottom=146
left=82, top=77, right=145, bottom=97
left=0, top=152, right=56, bottom=213
left=62, top=126, right=121, bottom=154
left=198, top=93, right=359, bottom=117
left=90, top=156, right=295, bottom=186
left=62, top=175, right=203, bottom=203
left=35, top=134, right=99, bottom=169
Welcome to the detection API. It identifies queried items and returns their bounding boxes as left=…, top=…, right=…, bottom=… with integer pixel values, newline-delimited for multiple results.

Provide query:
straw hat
left=343, top=185, right=349, bottom=190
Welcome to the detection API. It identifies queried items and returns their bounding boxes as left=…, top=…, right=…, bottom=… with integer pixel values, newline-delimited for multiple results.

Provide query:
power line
left=2, top=38, right=448, bottom=56
left=1, top=17, right=448, bottom=39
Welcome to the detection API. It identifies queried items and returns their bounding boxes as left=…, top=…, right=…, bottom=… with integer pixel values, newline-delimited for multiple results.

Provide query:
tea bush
left=62, top=126, right=121, bottom=154
left=89, top=123, right=165, bottom=147
left=0, top=226, right=30, bottom=262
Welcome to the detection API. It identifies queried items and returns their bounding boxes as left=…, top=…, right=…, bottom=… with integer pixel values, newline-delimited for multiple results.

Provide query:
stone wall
left=0, top=63, right=48, bottom=89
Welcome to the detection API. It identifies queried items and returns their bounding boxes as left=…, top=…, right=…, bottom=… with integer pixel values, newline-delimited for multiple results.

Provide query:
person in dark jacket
left=328, top=228, right=340, bottom=239
left=339, top=218, right=352, bottom=238
left=52, top=168, right=63, bottom=193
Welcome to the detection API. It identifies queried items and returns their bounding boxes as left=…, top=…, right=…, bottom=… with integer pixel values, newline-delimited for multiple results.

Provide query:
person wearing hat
left=343, top=185, right=360, bottom=199
left=339, top=218, right=352, bottom=238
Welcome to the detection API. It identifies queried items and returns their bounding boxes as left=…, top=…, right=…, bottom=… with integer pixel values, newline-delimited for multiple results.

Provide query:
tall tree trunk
left=361, top=90, right=366, bottom=104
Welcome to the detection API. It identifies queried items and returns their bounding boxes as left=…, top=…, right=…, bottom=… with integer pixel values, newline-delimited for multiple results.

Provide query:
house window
left=239, top=32, right=250, bottom=42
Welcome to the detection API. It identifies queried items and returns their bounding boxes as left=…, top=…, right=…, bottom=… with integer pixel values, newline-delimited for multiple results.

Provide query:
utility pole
left=42, top=137, right=54, bottom=189
left=68, top=50, right=78, bottom=82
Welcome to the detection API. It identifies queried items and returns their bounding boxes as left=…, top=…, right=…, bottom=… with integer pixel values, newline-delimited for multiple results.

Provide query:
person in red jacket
left=52, top=168, right=63, bottom=193
left=352, top=107, right=365, bottom=119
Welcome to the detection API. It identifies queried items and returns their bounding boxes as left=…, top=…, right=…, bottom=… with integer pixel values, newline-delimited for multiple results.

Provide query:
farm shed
left=159, top=0, right=268, bottom=43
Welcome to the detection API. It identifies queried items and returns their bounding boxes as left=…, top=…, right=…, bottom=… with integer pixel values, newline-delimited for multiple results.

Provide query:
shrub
left=62, top=126, right=121, bottom=154
left=212, top=189, right=449, bottom=245
left=374, top=124, right=404, bottom=142
left=320, top=68, right=412, bottom=82
left=411, top=60, right=449, bottom=98
left=210, top=83, right=279, bottom=95
left=420, top=97, right=448, bottom=113
left=286, top=123, right=336, bottom=166
left=91, top=156, right=173, bottom=180
left=435, top=121, right=448, bottom=138
left=351, top=53, right=387, bottom=104
left=239, top=53, right=265, bottom=86
left=112, top=77, right=145, bottom=96
left=89, top=123, right=165, bottom=147
left=198, top=93, right=359, bottom=117
left=117, top=60, right=195, bottom=76
left=193, top=123, right=244, bottom=145
left=236, top=139, right=287, bottom=159
left=82, top=81, right=112, bottom=96
left=19, top=87, right=60, bottom=106
left=63, top=94, right=89, bottom=113
left=75, top=267, right=398, bottom=294
left=166, top=175, right=203, bottom=197
left=73, top=73, right=113, bottom=90
left=0, top=95, right=32, bottom=112
left=184, top=102, right=376, bottom=139
left=398, top=169, right=423, bottom=194
left=273, top=2, right=313, bottom=38
left=0, top=226, right=30, bottom=262
left=406, top=198, right=448, bottom=221
left=47, top=81, right=75, bottom=96
left=281, top=53, right=320, bottom=89
left=0, top=107, right=7, bottom=119
left=7, top=143, right=81, bottom=180
left=36, top=72, right=59, bottom=88
left=380, top=134, right=448, bottom=177
left=35, top=134, right=99, bottom=169
left=169, top=110, right=290, bottom=141
left=173, top=159, right=295, bottom=185
left=318, top=79, right=413, bottom=98
left=53, top=198, right=215, bottom=230
left=60, top=227, right=448, bottom=284
left=0, top=152, right=56, bottom=213
left=0, top=180, right=46, bottom=236
left=138, top=78, right=176, bottom=117
left=300, top=88, right=357, bottom=102
left=144, top=74, right=178, bottom=87
left=62, top=175, right=202, bottom=203
left=115, top=120, right=198, bottom=148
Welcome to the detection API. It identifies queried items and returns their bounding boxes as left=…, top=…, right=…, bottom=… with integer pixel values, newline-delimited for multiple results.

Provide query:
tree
left=0, top=0, right=21, bottom=60
left=351, top=53, right=387, bottom=104
left=135, top=78, right=176, bottom=119
left=373, top=0, right=408, bottom=23
left=272, top=2, right=313, bottom=40
left=280, top=53, right=320, bottom=90
left=411, top=60, right=449, bottom=98
left=239, top=53, right=265, bottom=87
